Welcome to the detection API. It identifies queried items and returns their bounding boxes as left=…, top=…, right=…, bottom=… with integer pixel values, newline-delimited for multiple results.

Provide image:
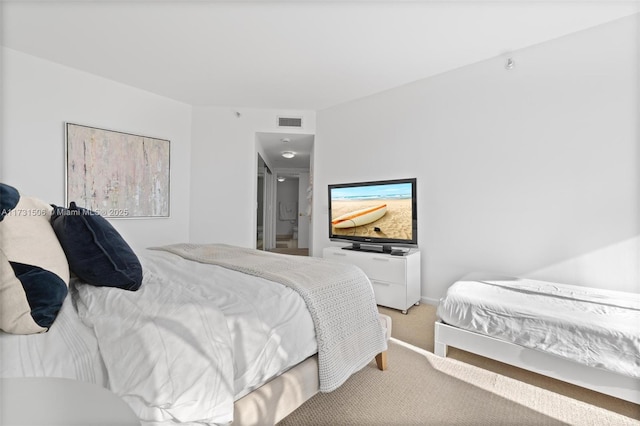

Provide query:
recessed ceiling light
left=282, top=151, right=295, bottom=159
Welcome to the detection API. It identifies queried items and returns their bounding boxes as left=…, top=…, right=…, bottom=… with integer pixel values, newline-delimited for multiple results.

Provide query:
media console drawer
left=322, top=247, right=421, bottom=314
left=324, top=251, right=405, bottom=284
left=371, top=280, right=406, bottom=312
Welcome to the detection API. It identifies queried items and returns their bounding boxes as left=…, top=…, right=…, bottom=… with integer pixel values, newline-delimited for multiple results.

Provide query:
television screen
left=328, top=178, right=417, bottom=251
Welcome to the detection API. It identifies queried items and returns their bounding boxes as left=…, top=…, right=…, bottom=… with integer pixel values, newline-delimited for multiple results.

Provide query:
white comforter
left=156, top=243, right=387, bottom=393
left=75, top=250, right=317, bottom=425
left=437, top=274, right=640, bottom=379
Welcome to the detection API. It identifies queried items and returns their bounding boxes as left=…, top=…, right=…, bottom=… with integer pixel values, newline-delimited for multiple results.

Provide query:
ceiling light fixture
left=282, top=151, right=295, bottom=159
left=277, top=177, right=286, bottom=182
left=281, top=138, right=291, bottom=143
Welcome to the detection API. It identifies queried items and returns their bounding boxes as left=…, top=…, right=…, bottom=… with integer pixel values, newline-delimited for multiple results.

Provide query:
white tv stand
left=322, top=246, right=421, bottom=314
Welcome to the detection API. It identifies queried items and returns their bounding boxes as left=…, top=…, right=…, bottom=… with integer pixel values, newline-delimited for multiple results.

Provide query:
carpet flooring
left=268, top=248, right=309, bottom=256
left=278, top=303, right=640, bottom=425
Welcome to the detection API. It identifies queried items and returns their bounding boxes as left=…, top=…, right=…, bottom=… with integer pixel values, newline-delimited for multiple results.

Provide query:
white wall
left=2, top=48, right=193, bottom=251
left=526, top=235, right=639, bottom=293
left=189, top=107, right=315, bottom=247
left=314, top=15, right=639, bottom=300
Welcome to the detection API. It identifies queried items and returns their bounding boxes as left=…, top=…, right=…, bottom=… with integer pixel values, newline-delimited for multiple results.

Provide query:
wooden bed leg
left=375, top=351, right=387, bottom=371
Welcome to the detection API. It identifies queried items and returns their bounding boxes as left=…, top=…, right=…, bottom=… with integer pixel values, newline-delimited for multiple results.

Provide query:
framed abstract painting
left=65, top=123, right=170, bottom=218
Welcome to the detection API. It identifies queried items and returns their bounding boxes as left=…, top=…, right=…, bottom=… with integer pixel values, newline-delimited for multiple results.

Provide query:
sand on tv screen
left=330, top=182, right=413, bottom=240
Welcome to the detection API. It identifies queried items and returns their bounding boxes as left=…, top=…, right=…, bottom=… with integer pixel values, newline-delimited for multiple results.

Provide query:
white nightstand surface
left=0, top=377, right=140, bottom=426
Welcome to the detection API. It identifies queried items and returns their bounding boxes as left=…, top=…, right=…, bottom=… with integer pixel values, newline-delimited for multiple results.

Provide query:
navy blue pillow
left=1, top=183, right=20, bottom=221
left=50, top=202, right=142, bottom=291
left=9, top=261, right=68, bottom=328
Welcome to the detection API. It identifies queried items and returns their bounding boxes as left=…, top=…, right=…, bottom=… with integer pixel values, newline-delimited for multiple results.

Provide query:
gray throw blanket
left=153, top=243, right=387, bottom=392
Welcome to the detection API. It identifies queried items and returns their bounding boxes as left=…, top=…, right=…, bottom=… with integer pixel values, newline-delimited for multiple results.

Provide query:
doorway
left=271, top=171, right=310, bottom=256
left=255, top=132, right=313, bottom=256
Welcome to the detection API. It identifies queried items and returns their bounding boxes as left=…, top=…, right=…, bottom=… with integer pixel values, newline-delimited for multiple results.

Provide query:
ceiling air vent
left=277, top=116, right=303, bottom=128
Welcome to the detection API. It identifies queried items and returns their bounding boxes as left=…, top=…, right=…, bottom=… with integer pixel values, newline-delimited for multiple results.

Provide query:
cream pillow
left=0, top=250, right=48, bottom=334
left=0, top=184, right=69, bottom=334
left=1, top=196, right=69, bottom=284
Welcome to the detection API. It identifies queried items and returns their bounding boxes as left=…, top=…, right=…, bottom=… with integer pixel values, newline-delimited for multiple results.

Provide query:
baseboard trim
left=421, top=296, right=439, bottom=306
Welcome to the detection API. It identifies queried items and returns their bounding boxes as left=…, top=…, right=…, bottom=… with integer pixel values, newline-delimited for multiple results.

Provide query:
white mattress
left=436, top=274, right=640, bottom=379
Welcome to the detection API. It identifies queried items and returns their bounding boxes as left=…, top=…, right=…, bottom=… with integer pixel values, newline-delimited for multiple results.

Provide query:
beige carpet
left=278, top=304, right=640, bottom=425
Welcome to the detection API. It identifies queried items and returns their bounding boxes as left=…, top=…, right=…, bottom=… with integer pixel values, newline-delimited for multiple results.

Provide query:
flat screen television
left=328, top=178, right=417, bottom=255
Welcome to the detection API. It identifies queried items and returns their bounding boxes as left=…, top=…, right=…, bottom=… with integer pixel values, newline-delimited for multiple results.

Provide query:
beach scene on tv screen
left=330, top=183, right=413, bottom=240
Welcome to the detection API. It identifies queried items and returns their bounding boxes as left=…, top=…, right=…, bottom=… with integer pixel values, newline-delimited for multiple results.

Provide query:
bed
left=434, top=273, right=640, bottom=404
left=0, top=183, right=389, bottom=425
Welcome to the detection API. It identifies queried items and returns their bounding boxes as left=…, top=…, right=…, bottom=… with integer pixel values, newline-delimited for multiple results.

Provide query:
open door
left=256, top=154, right=266, bottom=250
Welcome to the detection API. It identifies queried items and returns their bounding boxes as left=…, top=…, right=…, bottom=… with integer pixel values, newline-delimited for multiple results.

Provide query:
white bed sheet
left=75, top=249, right=317, bottom=425
left=436, top=274, right=640, bottom=379
left=0, top=285, right=107, bottom=386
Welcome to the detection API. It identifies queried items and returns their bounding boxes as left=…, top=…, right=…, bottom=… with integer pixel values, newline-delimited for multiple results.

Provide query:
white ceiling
left=3, top=1, right=639, bottom=167
left=257, top=132, right=314, bottom=170
left=3, top=1, right=639, bottom=111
